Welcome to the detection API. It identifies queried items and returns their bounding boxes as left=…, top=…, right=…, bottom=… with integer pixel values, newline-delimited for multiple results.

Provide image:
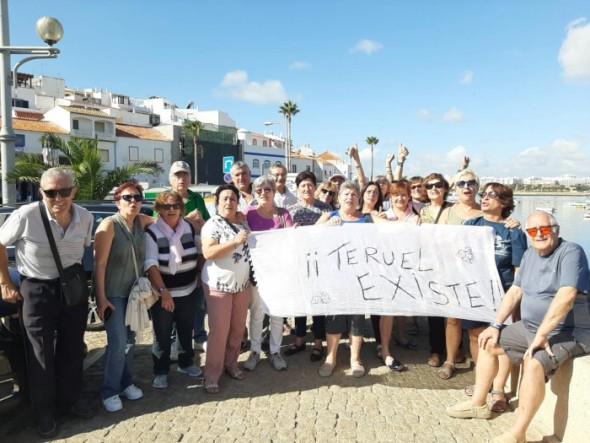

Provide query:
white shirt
left=274, top=188, right=298, bottom=209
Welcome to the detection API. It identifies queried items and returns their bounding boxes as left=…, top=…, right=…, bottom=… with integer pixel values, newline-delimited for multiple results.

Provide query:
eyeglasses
left=120, top=194, right=143, bottom=202
left=410, top=184, right=423, bottom=190
left=425, top=181, right=444, bottom=190
left=255, top=188, right=273, bottom=195
left=456, top=179, right=478, bottom=188
left=479, top=191, right=498, bottom=199
left=526, top=225, right=557, bottom=237
left=42, top=187, right=73, bottom=198
left=321, top=189, right=336, bottom=197
left=161, top=203, right=181, bottom=210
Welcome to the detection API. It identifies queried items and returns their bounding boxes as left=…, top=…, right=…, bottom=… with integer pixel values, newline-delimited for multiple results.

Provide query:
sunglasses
left=526, top=225, right=556, bottom=237
left=255, top=188, right=273, bottom=195
left=410, top=184, right=423, bottom=190
left=43, top=187, right=73, bottom=198
left=425, top=182, right=444, bottom=190
left=456, top=179, right=478, bottom=188
left=479, top=191, right=498, bottom=199
left=120, top=194, right=144, bottom=202
left=161, top=203, right=181, bottom=210
left=321, top=189, right=336, bottom=197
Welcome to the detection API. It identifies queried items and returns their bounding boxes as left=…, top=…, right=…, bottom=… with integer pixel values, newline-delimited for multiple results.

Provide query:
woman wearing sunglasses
left=461, top=182, right=527, bottom=411
left=314, top=180, right=339, bottom=209
left=244, top=176, right=293, bottom=373
left=144, top=191, right=204, bottom=390
left=94, top=180, right=154, bottom=412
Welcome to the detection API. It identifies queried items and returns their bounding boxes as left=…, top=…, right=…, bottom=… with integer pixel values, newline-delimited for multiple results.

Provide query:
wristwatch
left=489, top=321, right=504, bottom=330
left=157, top=286, right=166, bottom=294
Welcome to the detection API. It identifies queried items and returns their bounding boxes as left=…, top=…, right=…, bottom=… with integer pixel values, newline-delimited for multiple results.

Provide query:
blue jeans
left=192, top=285, right=208, bottom=343
left=151, top=290, right=197, bottom=374
left=101, top=297, right=136, bottom=400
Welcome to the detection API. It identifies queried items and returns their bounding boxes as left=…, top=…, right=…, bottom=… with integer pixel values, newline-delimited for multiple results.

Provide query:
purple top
left=246, top=207, right=293, bottom=232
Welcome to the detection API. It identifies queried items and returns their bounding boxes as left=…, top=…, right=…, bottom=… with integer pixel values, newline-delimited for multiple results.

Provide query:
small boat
left=536, top=206, right=555, bottom=213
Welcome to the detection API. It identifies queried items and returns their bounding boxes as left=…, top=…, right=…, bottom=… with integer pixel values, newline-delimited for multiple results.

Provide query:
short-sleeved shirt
left=0, top=202, right=93, bottom=280
left=246, top=207, right=293, bottom=231
left=464, top=216, right=527, bottom=289
left=516, top=239, right=590, bottom=351
left=328, top=210, right=373, bottom=224
left=273, top=188, right=298, bottom=209
left=201, top=215, right=250, bottom=293
left=385, top=205, right=420, bottom=224
left=289, top=200, right=332, bottom=226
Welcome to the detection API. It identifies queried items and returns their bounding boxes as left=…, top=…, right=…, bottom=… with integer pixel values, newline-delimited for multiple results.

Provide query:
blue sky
left=8, top=0, right=590, bottom=178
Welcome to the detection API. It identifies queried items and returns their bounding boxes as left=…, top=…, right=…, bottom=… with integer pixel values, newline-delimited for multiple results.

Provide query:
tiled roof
left=60, top=106, right=114, bottom=118
left=116, top=124, right=169, bottom=141
left=3, top=118, right=69, bottom=135
left=14, top=110, right=44, bottom=121
left=316, top=151, right=343, bottom=161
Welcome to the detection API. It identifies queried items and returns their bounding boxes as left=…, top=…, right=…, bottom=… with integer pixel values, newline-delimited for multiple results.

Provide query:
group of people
left=0, top=146, right=589, bottom=442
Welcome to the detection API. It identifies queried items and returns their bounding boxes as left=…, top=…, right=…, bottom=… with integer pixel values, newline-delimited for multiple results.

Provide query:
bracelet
left=157, top=286, right=166, bottom=294
left=396, top=161, right=404, bottom=166
left=489, top=321, right=504, bottom=330
left=354, top=164, right=361, bottom=168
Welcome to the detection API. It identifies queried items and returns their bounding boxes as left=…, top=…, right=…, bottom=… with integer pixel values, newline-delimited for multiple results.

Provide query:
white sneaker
left=270, top=353, right=287, bottom=371
left=243, top=351, right=260, bottom=371
left=102, top=395, right=122, bottom=412
left=194, top=341, right=207, bottom=352
left=177, top=365, right=203, bottom=377
left=120, top=384, right=143, bottom=400
left=153, top=375, right=168, bottom=389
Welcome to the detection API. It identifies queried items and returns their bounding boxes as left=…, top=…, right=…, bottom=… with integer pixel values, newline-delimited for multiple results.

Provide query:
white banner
left=248, top=223, right=504, bottom=322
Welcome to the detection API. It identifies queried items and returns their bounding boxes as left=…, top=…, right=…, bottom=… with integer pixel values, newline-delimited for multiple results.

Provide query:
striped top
left=144, top=219, right=201, bottom=297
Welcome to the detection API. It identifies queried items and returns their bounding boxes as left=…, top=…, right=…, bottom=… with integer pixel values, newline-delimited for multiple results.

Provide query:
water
left=511, top=195, right=590, bottom=257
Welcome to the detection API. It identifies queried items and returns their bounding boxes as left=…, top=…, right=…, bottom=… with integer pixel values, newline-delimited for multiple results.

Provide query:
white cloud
left=443, top=107, right=465, bottom=122
left=289, top=61, right=311, bottom=70
left=216, top=70, right=288, bottom=104
left=446, top=145, right=467, bottom=163
left=460, top=70, right=473, bottom=84
left=417, top=109, right=434, bottom=120
left=514, top=138, right=589, bottom=173
left=350, top=39, right=383, bottom=55
left=558, top=18, right=590, bottom=81
left=359, top=147, right=376, bottom=161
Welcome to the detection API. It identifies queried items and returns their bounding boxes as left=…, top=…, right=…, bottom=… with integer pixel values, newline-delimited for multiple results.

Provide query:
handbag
left=39, top=202, right=89, bottom=307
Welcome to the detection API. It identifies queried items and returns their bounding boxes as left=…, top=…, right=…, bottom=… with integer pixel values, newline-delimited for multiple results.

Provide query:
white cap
left=170, top=161, right=191, bottom=175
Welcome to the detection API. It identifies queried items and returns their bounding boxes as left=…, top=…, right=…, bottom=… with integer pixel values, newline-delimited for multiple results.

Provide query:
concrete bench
left=531, top=354, right=590, bottom=442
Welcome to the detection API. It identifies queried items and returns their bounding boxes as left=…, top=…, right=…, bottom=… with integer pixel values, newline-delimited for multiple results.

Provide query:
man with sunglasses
left=447, top=210, right=590, bottom=443
left=0, top=168, right=94, bottom=437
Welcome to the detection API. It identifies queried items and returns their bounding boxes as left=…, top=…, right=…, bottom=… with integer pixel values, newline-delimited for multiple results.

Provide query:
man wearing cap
left=446, top=210, right=590, bottom=443
left=269, top=162, right=297, bottom=209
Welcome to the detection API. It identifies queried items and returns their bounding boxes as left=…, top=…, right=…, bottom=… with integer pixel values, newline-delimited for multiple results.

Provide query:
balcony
left=70, top=128, right=116, bottom=142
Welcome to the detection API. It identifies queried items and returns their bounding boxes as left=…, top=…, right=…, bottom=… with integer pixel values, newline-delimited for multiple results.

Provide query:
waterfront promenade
left=3, top=319, right=553, bottom=442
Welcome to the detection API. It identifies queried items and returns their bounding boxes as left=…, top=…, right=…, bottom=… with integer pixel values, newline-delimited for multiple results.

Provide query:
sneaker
left=120, top=384, right=143, bottom=401
left=102, top=395, right=123, bottom=412
left=153, top=374, right=168, bottom=389
left=177, top=365, right=203, bottom=377
left=270, top=353, right=287, bottom=371
left=446, top=400, right=492, bottom=419
left=243, top=351, right=260, bottom=371
left=68, top=402, right=95, bottom=419
left=194, top=341, right=207, bottom=352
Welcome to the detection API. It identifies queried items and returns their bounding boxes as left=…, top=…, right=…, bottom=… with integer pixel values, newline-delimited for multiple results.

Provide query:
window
left=262, top=160, right=271, bottom=175
left=262, top=140, right=267, bottom=147
left=291, top=164, right=297, bottom=173
left=252, top=139, right=257, bottom=146
left=72, top=119, right=79, bottom=130
left=12, top=99, right=29, bottom=108
left=154, top=148, right=163, bottom=163
left=252, top=159, right=260, bottom=170
left=95, top=121, right=105, bottom=132
left=99, top=149, right=109, bottom=162
left=129, top=146, right=139, bottom=161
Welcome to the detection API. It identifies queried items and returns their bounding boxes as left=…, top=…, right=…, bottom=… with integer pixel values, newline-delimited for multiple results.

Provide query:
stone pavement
left=3, top=317, right=553, bottom=443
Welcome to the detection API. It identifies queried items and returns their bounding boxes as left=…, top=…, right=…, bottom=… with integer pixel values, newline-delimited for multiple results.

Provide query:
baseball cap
left=170, top=161, right=191, bottom=175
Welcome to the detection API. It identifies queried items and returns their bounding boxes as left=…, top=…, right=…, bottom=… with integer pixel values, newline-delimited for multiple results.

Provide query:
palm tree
left=6, top=134, right=163, bottom=200
left=183, top=119, right=204, bottom=185
left=366, top=136, right=379, bottom=180
left=279, top=101, right=300, bottom=171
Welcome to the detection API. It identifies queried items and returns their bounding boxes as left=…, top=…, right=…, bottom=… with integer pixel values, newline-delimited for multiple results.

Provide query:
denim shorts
left=500, top=321, right=586, bottom=380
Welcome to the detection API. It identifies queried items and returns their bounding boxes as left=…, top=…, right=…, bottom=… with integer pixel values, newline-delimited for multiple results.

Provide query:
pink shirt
left=246, top=207, right=293, bottom=231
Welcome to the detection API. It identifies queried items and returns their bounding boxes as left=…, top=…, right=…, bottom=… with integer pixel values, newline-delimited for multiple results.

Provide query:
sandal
left=394, top=339, right=419, bottom=351
left=284, top=343, right=306, bottom=356
left=204, top=380, right=219, bottom=394
left=225, top=367, right=246, bottom=380
left=491, top=390, right=508, bottom=413
left=384, top=356, right=406, bottom=372
left=318, top=362, right=335, bottom=377
left=310, top=347, right=324, bottom=362
left=427, top=353, right=441, bottom=367
left=437, top=361, right=455, bottom=380
left=350, top=361, right=366, bottom=378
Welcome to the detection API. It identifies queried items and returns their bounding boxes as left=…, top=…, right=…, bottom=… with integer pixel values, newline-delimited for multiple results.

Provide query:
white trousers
left=248, top=286, right=283, bottom=354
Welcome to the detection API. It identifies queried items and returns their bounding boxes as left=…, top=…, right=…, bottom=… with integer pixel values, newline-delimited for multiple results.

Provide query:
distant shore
left=513, top=192, right=589, bottom=197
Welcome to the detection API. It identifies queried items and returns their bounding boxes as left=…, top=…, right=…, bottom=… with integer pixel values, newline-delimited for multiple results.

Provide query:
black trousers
left=20, top=277, right=87, bottom=421
left=428, top=316, right=446, bottom=355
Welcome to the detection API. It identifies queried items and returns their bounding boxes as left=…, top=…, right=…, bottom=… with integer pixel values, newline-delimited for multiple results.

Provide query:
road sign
left=223, top=173, right=232, bottom=184
left=222, top=156, right=234, bottom=173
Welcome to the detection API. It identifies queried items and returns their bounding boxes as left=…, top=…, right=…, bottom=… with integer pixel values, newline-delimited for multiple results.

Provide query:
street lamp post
left=263, top=120, right=289, bottom=170
left=0, top=1, right=63, bottom=204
